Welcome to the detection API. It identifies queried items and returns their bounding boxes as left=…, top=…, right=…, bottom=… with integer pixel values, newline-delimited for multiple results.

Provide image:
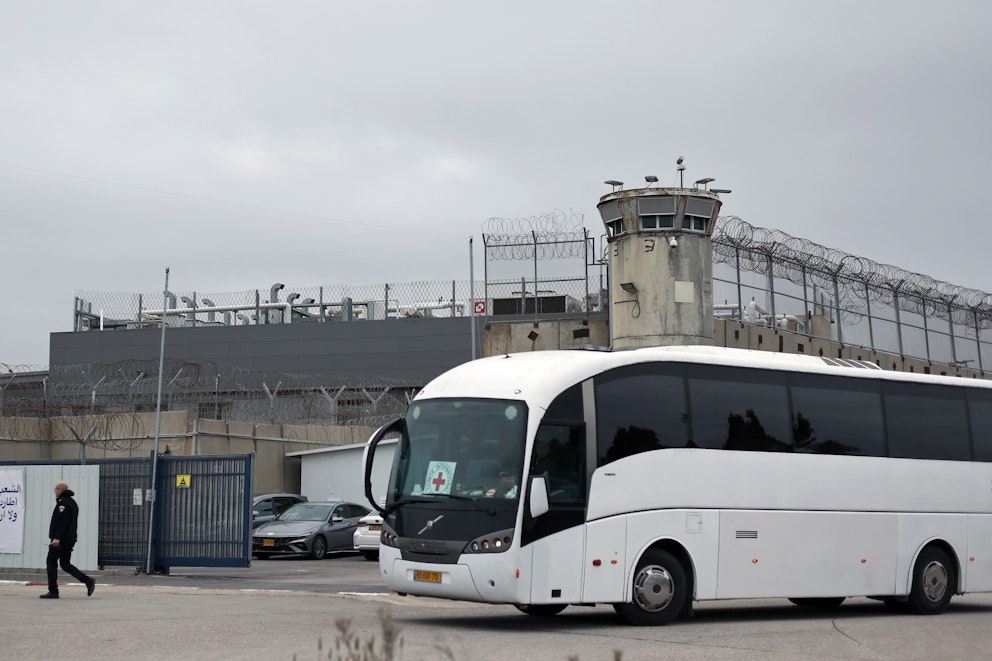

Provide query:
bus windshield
left=392, top=398, right=528, bottom=504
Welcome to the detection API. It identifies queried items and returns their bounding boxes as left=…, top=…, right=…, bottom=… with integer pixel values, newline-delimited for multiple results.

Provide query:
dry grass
left=296, top=607, right=623, bottom=661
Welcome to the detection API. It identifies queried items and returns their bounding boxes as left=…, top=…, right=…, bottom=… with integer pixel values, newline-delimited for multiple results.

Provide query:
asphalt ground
left=0, top=549, right=386, bottom=594
left=4, top=554, right=992, bottom=660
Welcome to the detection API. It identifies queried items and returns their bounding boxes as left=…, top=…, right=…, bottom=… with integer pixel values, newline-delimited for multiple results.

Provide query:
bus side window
left=968, top=389, right=992, bottom=461
left=594, top=363, right=688, bottom=466
left=788, top=373, right=884, bottom=456
left=687, top=365, right=791, bottom=452
left=884, top=381, right=969, bottom=460
left=533, top=426, right=585, bottom=502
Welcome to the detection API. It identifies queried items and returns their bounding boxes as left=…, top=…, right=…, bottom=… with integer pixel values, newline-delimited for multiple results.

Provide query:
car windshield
left=278, top=504, right=332, bottom=522
left=391, top=398, right=527, bottom=502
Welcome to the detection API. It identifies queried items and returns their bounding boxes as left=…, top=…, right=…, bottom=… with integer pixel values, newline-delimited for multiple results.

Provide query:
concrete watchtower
left=597, top=170, right=725, bottom=350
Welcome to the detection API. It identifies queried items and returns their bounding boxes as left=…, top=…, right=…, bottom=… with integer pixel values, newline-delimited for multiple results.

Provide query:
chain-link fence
left=73, top=277, right=608, bottom=330
left=711, top=216, right=992, bottom=370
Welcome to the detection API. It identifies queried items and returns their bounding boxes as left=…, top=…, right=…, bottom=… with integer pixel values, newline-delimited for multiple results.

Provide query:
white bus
left=362, top=345, right=992, bottom=625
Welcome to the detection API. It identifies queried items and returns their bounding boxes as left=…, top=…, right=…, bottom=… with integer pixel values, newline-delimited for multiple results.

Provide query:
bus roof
left=413, top=345, right=992, bottom=410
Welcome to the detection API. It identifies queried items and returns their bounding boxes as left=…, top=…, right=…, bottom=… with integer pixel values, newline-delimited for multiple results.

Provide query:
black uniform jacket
left=49, top=489, right=80, bottom=546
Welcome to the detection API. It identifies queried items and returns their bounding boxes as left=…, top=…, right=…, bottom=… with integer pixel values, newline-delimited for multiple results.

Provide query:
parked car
left=252, top=493, right=308, bottom=529
left=353, top=512, right=383, bottom=560
left=253, top=500, right=370, bottom=560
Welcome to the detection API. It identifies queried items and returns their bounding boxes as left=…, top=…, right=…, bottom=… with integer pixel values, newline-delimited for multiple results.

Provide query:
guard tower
left=598, top=167, right=726, bottom=349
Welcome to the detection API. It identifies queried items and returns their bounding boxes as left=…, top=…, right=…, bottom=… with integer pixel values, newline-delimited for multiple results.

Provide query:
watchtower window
left=681, top=215, right=709, bottom=232
left=682, top=197, right=714, bottom=234
left=607, top=219, right=625, bottom=236
left=642, top=214, right=676, bottom=230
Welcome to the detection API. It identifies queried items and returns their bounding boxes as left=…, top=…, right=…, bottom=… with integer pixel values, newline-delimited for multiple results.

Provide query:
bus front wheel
left=614, top=549, right=688, bottom=626
left=908, top=546, right=955, bottom=615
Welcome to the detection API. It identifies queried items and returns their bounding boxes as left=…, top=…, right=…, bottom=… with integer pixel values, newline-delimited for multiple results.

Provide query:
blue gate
left=153, top=454, right=253, bottom=568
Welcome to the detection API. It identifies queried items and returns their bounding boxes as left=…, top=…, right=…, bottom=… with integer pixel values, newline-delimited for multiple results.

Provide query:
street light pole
left=145, top=267, right=170, bottom=575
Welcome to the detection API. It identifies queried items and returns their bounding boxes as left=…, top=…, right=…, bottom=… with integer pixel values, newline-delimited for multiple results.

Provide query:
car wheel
left=514, top=604, right=567, bottom=617
left=788, top=597, right=845, bottom=609
left=908, top=545, right=955, bottom=614
left=360, top=550, right=379, bottom=561
left=310, top=535, right=328, bottom=560
left=614, top=548, right=688, bottom=626
left=255, top=553, right=271, bottom=560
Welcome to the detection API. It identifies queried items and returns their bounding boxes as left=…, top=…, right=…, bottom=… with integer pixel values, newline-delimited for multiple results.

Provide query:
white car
left=352, top=512, right=383, bottom=560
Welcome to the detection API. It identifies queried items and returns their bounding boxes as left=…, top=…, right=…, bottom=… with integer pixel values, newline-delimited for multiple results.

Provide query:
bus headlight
left=381, top=528, right=398, bottom=547
left=463, top=529, right=514, bottom=554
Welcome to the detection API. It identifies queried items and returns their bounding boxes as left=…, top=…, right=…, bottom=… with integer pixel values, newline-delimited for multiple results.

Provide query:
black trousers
left=46, top=543, right=90, bottom=593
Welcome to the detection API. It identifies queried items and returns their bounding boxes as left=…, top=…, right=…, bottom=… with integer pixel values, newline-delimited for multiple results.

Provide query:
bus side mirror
left=529, top=475, right=550, bottom=518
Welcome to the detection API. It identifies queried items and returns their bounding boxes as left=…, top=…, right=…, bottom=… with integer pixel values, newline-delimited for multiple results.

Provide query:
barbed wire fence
left=711, top=216, right=992, bottom=368
left=482, top=209, right=590, bottom=260
left=1, top=359, right=418, bottom=436
left=481, top=209, right=608, bottom=315
left=4, top=214, right=991, bottom=431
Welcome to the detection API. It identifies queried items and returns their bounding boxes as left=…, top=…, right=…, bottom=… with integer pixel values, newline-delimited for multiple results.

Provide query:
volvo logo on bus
left=418, top=515, right=444, bottom=536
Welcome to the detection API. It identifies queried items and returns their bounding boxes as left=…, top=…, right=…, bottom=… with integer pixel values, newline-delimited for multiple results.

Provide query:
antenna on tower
left=676, top=156, right=685, bottom=187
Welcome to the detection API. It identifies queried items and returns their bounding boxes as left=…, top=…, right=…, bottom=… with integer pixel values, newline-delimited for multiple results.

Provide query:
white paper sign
left=0, top=469, right=25, bottom=554
left=423, top=461, right=456, bottom=495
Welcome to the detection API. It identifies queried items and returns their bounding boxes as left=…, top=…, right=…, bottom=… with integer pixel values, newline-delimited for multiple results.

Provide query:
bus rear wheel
left=614, top=549, right=688, bottom=626
left=514, top=604, right=567, bottom=617
left=788, top=597, right=845, bottom=609
left=908, top=546, right=955, bottom=615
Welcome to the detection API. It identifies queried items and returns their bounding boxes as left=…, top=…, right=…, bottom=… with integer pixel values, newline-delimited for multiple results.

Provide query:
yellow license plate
left=414, top=570, right=442, bottom=583
left=370, top=524, right=382, bottom=531
left=262, top=538, right=275, bottom=547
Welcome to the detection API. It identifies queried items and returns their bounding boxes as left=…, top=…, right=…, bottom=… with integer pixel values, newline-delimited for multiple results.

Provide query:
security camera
left=669, top=236, right=678, bottom=249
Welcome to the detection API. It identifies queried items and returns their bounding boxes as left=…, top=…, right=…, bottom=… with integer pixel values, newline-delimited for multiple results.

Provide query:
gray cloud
left=1, top=0, right=989, bottom=366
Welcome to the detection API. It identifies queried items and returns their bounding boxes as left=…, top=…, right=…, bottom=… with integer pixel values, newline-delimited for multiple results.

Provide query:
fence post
left=892, top=286, right=905, bottom=357
left=864, top=282, right=874, bottom=351
left=735, top=247, right=744, bottom=321
left=833, top=273, right=844, bottom=345
left=948, top=302, right=958, bottom=366
left=975, top=309, right=984, bottom=372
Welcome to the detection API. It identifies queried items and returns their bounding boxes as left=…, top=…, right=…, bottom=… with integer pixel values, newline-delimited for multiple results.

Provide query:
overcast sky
left=2, top=1, right=990, bottom=367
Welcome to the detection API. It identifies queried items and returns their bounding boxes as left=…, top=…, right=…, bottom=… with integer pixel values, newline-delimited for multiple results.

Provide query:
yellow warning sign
left=176, top=475, right=191, bottom=488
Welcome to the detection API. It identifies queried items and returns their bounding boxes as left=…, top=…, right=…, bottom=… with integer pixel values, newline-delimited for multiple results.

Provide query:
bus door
left=523, top=421, right=588, bottom=603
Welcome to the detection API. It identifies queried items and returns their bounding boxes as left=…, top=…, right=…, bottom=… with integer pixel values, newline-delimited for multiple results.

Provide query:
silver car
left=252, top=501, right=370, bottom=560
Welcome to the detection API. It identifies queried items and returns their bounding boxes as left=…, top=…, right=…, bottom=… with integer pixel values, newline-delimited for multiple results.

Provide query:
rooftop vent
left=819, top=357, right=882, bottom=370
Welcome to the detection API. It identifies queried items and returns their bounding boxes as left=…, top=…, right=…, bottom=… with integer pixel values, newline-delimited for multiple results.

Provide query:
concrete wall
left=0, top=412, right=376, bottom=497
left=714, top=318, right=989, bottom=380
left=483, top=317, right=610, bottom=355
left=0, top=417, right=48, bottom=460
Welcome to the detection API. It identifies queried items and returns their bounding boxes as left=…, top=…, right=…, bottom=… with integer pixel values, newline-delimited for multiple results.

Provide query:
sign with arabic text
left=0, top=469, right=25, bottom=553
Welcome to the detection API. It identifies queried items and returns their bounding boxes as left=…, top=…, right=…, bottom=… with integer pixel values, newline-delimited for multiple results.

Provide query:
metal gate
left=1, top=453, right=252, bottom=570
left=154, top=454, right=252, bottom=568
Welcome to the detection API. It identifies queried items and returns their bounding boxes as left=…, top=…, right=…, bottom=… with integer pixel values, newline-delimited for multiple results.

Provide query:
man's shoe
left=86, top=580, right=95, bottom=597
left=39, top=592, right=59, bottom=599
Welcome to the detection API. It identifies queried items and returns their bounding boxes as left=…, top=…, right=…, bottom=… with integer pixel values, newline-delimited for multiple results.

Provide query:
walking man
left=40, top=480, right=95, bottom=599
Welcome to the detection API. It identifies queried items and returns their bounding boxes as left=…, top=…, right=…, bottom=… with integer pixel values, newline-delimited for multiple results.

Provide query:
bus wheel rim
left=922, top=560, right=948, bottom=602
left=633, top=565, right=674, bottom=612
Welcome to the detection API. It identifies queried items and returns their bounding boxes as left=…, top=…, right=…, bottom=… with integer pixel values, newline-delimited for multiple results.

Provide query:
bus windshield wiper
left=435, top=493, right=497, bottom=516
left=382, top=496, right=436, bottom=515
left=384, top=494, right=497, bottom=516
